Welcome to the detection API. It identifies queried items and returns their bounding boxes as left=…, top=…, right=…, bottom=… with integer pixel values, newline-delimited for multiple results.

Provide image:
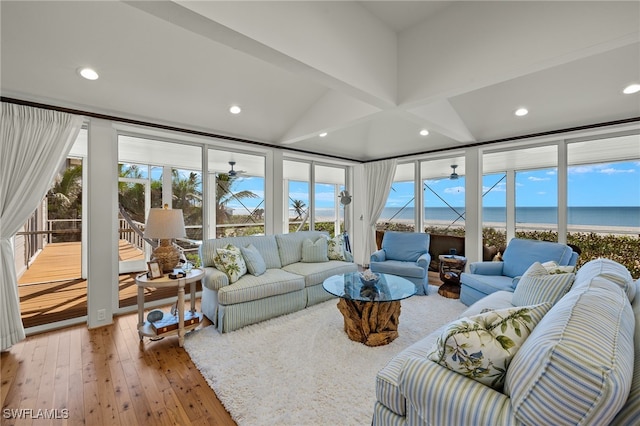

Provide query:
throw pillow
left=325, top=234, right=346, bottom=261
left=513, top=262, right=575, bottom=306
left=302, top=238, right=329, bottom=263
left=541, top=260, right=575, bottom=274
left=240, top=244, right=267, bottom=276
left=428, top=303, right=551, bottom=391
left=213, top=244, right=247, bottom=283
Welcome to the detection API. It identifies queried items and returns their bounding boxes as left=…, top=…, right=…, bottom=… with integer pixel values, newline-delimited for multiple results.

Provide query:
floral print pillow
left=428, top=302, right=551, bottom=391
left=326, top=234, right=346, bottom=261
left=213, top=244, right=247, bottom=283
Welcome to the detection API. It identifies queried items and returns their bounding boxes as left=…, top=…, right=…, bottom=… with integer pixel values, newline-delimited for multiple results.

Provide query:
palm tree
left=291, top=199, right=307, bottom=221
left=47, top=164, right=83, bottom=242
left=216, top=173, right=259, bottom=225
left=117, top=164, right=147, bottom=223
left=172, top=170, right=203, bottom=240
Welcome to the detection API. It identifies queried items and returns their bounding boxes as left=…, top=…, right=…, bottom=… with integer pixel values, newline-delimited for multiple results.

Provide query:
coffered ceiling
left=2, top=1, right=639, bottom=162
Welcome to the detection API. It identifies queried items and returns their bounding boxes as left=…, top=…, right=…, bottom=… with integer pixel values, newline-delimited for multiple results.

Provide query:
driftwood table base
left=437, top=282, right=461, bottom=299
left=336, top=298, right=402, bottom=346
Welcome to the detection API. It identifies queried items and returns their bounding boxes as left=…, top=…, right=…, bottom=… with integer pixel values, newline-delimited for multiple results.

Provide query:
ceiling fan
left=227, top=161, right=246, bottom=177
left=449, top=164, right=459, bottom=180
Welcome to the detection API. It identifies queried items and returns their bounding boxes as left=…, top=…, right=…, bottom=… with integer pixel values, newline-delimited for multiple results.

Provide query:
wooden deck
left=19, top=240, right=145, bottom=285
left=19, top=242, right=82, bottom=285
left=17, top=241, right=198, bottom=329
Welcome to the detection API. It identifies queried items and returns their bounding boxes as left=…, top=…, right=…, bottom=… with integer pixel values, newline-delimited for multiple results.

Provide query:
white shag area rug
left=184, top=285, right=466, bottom=426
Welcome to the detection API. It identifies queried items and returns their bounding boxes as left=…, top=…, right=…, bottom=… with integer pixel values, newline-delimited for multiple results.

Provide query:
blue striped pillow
left=513, top=262, right=575, bottom=306
left=240, top=244, right=267, bottom=276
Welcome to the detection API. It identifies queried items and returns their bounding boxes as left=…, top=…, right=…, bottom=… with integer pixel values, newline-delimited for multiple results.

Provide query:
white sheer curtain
left=1, top=103, right=83, bottom=350
left=362, top=159, right=397, bottom=259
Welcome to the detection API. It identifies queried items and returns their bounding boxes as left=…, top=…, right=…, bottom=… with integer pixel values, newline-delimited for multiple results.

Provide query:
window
left=513, top=146, right=559, bottom=240
left=314, top=165, right=345, bottom=237
left=118, top=135, right=202, bottom=281
left=172, top=167, right=202, bottom=242
left=379, top=163, right=415, bottom=232
left=567, top=134, right=640, bottom=276
left=284, top=160, right=310, bottom=232
left=283, top=160, right=346, bottom=237
left=422, top=159, right=466, bottom=236
left=481, top=170, right=507, bottom=249
left=209, top=150, right=265, bottom=238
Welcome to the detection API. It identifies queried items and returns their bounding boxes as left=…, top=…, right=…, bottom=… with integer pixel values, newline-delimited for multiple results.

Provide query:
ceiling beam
left=127, top=1, right=398, bottom=110
left=278, top=89, right=381, bottom=144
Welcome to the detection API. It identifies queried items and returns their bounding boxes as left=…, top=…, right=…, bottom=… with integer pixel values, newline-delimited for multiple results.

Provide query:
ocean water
left=376, top=206, right=640, bottom=228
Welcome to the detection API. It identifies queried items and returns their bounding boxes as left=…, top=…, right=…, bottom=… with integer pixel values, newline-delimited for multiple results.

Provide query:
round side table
left=438, top=255, right=467, bottom=299
left=135, top=268, right=204, bottom=347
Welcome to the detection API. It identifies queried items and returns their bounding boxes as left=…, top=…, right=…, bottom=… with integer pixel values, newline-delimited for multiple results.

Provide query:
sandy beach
left=289, top=214, right=639, bottom=236
left=377, top=218, right=640, bottom=236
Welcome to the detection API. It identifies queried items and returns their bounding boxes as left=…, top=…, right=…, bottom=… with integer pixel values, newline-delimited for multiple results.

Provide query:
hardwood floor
left=1, top=304, right=236, bottom=426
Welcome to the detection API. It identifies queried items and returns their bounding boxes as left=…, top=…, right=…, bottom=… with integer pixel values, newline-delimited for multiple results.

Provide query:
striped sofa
left=373, top=258, right=639, bottom=425
left=199, top=231, right=357, bottom=333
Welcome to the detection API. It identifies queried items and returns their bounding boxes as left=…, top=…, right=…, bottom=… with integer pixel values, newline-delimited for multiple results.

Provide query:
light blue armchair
left=460, top=238, right=579, bottom=305
left=370, top=231, right=431, bottom=295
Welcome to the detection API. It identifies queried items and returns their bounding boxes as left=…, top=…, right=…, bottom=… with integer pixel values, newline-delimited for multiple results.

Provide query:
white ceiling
left=2, top=1, right=639, bottom=163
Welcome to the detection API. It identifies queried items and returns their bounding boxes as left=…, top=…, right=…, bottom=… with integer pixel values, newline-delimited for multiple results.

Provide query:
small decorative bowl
left=147, top=309, right=164, bottom=323
left=359, top=272, right=380, bottom=287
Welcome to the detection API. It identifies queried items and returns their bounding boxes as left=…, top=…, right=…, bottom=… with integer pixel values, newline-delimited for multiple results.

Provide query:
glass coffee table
left=322, top=272, right=417, bottom=346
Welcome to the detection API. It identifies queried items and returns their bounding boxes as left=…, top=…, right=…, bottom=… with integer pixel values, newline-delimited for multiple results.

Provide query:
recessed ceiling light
left=515, top=108, right=529, bottom=117
left=623, top=83, right=640, bottom=94
left=319, top=132, right=328, bottom=137
left=229, top=105, right=242, bottom=114
left=78, top=67, right=99, bottom=80
left=419, top=129, right=429, bottom=136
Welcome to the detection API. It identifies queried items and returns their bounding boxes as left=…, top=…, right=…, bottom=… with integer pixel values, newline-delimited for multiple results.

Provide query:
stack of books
left=151, top=311, right=200, bottom=335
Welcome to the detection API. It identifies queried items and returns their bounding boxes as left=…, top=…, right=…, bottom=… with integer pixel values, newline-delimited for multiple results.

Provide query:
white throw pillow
left=428, top=303, right=551, bottom=391
left=213, top=244, right=247, bottom=283
left=302, top=237, right=329, bottom=263
left=513, top=262, right=575, bottom=306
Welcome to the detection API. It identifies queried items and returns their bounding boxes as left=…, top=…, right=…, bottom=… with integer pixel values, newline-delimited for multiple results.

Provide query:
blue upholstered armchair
left=460, top=238, right=579, bottom=306
left=370, top=231, right=431, bottom=295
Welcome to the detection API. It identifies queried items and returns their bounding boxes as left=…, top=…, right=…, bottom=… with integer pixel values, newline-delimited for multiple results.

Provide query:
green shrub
left=287, top=222, right=340, bottom=237
left=423, top=225, right=639, bottom=279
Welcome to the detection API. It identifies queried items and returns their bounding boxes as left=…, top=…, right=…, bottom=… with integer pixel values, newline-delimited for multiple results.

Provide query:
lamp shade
left=143, top=208, right=186, bottom=239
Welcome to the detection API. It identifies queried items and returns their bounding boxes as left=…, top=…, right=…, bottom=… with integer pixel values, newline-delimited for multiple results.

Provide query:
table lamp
left=143, top=204, right=186, bottom=273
